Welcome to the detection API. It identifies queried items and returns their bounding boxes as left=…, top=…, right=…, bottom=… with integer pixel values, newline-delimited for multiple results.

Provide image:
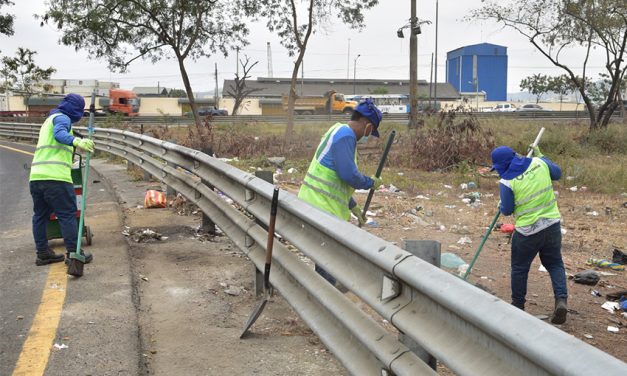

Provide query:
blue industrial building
left=446, top=43, right=507, bottom=101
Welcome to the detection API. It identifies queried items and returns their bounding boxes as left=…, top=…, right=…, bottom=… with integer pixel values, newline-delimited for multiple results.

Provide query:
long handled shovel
left=359, top=129, right=396, bottom=227
left=462, top=127, right=545, bottom=281
left=240, top=187, right=280, bottom=338
left=68, top=92, right=96, bottom=277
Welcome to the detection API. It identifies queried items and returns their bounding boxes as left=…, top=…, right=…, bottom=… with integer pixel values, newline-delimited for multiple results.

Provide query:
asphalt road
left=0, top=140, right=139, bottom=375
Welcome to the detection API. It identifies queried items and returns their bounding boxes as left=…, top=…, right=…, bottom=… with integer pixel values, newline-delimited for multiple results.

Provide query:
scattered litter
left=441, top=253, right=466, bottom=269
left=607, top=326, right=619, bottom=333
left=366, top=210, right=377, bottom=217
left=461, top=198, right=471, bottom=204
left=415, top=195, right=430, bottom=200
left=457, top=236, right=472, bottom=245
left=591, top=290, right=602, bottom=297
left=598, top=271, right=618, bottom=276
left=500, top=224, right=515, bottom=233
left=457, top=263, right=469, bottom=276
left=566, top=176, right=575, bottom=181
left=287, top=167, right=297, bottom=174
left=224, top=286, right=243, bottom=296
left=388, top=184, right=401, bottom=193
left=561, top=228, right=567, bottom=235
left=53, top=343, right=68, bottom=350
left=612, top=247, right=627, bottom=265
left=467, top=182, right=477, bottom=189
left=438, top=225, right=446, bottom=232
left=586, top=211, right=599, bottom=216
left=98, top=189, right=105, bottom=192
left=267, top=157, right=286, bottom=167
left=584, top=334, right=594, bottom=339
left=622, top=312, right=627, bottom=319
left=144, top=189, right=167, bottom=208
left=218, top=157, right=238, bottom=162
left=573, top=270, right=600, bottom=285
left=586, top=258, right=624, bottom=271
left=601, top=301, right=619, bottom=313
left=140, top=275, right=149, bottom=282
left=568, top=186, right=578, bottom=192
left=460, top=183, right=468, bottom=190
left=444, top=205, right=457, bottom=209
left=123, top=228, right=167, bottom=243
left=16, top=315, right=24, bottom=320
left=534, top=314, right=549, bottom=320
left=366, top=219, right=379, bottom=228
left=538, top=264, right=547, bottom=272
left=397, top=172, right=404, bottom=176
left=451, top=224, right=471, bottom=235
left=443, top=185, right=453, bottom=189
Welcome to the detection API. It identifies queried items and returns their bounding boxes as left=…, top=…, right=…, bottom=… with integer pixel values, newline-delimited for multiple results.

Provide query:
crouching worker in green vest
left=298, top=99, right=383, bottom=285
left=491, top=145, right=567, bottom=324
left=29, top=93, right=94, bottom=266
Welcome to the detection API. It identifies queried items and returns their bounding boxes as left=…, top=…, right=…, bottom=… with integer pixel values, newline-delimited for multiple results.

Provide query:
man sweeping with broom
left=29, top=93, right=94, bottom=266
left=491, top=143, right=567, bottom=324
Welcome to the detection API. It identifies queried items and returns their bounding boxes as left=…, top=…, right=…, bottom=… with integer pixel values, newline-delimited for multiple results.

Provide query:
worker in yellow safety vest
left=29, top=93, right=94, bottom=266
left=298, top=99, right=383, bottom=285
left=491, top=144, right=567, bottom=324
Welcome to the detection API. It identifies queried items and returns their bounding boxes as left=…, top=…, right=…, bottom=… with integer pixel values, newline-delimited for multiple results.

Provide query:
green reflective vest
left=511, top=157, right=561, bottom=227
left=29, top=113, right=74, bottom=183
left=298, top=123, right=356, bottom=221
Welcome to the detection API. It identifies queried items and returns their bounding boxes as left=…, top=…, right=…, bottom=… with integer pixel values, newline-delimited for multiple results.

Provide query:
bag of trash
left=573, top=270, right=600, bottom=285
left=586, top=258, right=625, bottom=271
left=144, top=189, right=167, bottom=208
left=441, top=252, right=466, bottom=269
left=612, top=248, right=627, bottom=265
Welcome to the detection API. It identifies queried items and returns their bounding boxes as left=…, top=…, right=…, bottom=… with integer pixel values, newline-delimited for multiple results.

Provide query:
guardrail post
left=400, top=239, right=440, bottom=371
left=252, top=170, right=274, bottom=297
left=200, top=146, right=217, bottom=235
left=140, top=124, right=151, bottom=181
left=166, top=139, right=178, bottom=198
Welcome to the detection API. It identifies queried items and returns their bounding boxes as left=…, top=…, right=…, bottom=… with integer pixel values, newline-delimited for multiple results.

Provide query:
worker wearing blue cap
left=298, top=98, right=383, bottom=285
left=491, top=144, right=567, bottom=324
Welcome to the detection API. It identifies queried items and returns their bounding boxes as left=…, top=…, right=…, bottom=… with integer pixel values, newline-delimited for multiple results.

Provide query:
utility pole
left=353, top=54, right=361, bottom=95
left=429, top=53, right=434, bottom=109
left=267, top=42, right=273, bottom=78
left=409, top=0, right=418, bottom=127
left=214, top=62, right=219, bottom=109
left=434, top=0, right=439, bottom=110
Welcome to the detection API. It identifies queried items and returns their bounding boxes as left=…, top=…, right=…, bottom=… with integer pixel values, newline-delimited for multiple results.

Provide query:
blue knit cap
left=354, top=98, right=382, bottom=137
left=491, top=146, right=532, bottom=180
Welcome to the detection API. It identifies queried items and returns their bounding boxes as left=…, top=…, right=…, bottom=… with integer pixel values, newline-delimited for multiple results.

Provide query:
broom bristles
left=67, top=259, right=84, bottom=277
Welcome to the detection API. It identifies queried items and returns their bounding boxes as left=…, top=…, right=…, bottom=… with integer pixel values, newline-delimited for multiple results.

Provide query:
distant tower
left=267, top=42, right=274, bottom=78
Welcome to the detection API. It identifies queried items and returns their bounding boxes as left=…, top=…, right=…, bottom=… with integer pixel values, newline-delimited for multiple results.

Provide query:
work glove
left=73, top=138, right=95, bottom=153
left=370, top=175, right=383, bottom=189
left=528, top=144, right=544, bottom=158
left=351, top=205, right=367, bottom=226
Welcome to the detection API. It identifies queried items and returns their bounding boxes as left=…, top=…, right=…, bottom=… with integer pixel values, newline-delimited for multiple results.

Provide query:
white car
left=492, top=103, right=517, bottom=112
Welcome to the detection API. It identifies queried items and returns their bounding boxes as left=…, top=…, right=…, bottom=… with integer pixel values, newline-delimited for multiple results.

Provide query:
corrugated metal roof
left=222, top=77, right=460, bottom=100
left=132, top=87, right=170, bottom=96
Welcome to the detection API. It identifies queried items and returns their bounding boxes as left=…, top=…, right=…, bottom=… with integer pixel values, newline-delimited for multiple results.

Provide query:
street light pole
left=409, top=0, right=418, bottom=127
left=353, top=54, right=361, bottom=95
left=434, top=0, right=439, bottom=110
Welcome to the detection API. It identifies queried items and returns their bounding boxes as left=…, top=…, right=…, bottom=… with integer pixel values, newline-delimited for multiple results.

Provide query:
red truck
left=99, top=89, right=140, bottom=116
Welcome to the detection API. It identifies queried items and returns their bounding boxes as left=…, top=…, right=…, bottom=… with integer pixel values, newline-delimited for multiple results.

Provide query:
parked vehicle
left=517, top=104, right=550, bottom=112
left=98, top=89, right=140, bottom=116
left=491, top=103, right=517, bottom=112
left=282, top=90, right=357, bottom=115
left=184, top=107, right=228, bottom=117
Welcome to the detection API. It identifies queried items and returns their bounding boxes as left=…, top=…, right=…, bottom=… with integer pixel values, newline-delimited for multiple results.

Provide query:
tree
left=168, top=89, right=187, bottom=98
left=40, top=0, right=248, bottom=127
left=0, top=0, right=14, bottom=36
left=1, top=48, right=56, bottom=101
left=519, top=74, right=549, bottom=103
left=547, top=74, right=575, bottom=110
left=240, top=0, right=379, bottom=141
left=225, top=55, right=263, bottom=115
left=468, top=0, right=627, bottom=131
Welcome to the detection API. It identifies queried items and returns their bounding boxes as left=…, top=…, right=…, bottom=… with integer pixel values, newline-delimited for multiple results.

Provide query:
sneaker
left=36, top=249, right=65, bottom=266
left=65, top=252, right=93, bottom=265
left=551, top=298, right=568, bottom=324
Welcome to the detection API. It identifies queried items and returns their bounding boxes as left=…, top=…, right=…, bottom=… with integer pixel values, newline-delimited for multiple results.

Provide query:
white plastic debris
left=397, top=172, right=404, bottom=176
left=53, top=343, right=68, bottom=350
left=561, top=228, right=568, bottom=235
left=444, top=205, right=457, bottom=209
left=415, top=195, right=430, bottom=200
left=584, top=334, right=593, bottom=339
left=388, top=184, right=401, bottom=193
left=601, top=301, right=619, bottom=313
left=568, top=186, right=578, bottom=192
left=586, top=211, right=599, bottom=216
left=566, top=176, right=575, bottom=181
left=607, top=326, right=619, bottom=333
left=538, top=264, right=548, bottom=272
left=287, top=167, right=297, bottom=174
left=459, top=183, right=468, bottom=190
left=457, top=236, right=472, bottom=245
left=457, top=264, right=469, bottom=277
left=443, top=185, right=453, bottom=189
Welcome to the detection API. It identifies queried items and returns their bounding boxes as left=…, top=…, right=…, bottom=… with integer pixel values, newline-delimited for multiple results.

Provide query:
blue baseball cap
left=354, top=99, right=382, bottom=137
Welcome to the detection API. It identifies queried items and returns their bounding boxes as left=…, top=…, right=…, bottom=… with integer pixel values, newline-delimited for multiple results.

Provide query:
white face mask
left=357, top=123, right=371, bottom=144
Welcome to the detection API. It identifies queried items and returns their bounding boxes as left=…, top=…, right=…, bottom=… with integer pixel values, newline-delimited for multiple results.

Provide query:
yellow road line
left=12, top=261, right=67, bottom=376
left=0, top=144, right=34, bottom=156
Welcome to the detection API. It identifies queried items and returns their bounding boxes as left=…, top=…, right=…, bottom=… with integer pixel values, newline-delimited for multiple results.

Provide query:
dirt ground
left=282, top=170, right=627, bottom=363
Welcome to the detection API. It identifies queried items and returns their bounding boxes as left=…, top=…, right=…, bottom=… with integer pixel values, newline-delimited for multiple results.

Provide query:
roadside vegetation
left=131, top=114, right=625, bottom=195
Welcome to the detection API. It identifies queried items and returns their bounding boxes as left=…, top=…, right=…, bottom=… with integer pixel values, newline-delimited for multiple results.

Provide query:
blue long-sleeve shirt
left=52, top=114, right=76, bottom=146
left=499, top=157, right=561, bottom=215
left=318, top=124, right=374, bottom=209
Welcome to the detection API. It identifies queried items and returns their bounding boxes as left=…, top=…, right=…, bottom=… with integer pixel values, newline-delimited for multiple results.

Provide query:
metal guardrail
left=2, top=110, right=622, bottom=126
left=2, top=122, right=626, bottom=376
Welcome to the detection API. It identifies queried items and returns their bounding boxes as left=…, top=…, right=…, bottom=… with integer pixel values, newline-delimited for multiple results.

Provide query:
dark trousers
left=511, top=222, right=567, bottom=309
left=30, top=180, right=78, bottom=253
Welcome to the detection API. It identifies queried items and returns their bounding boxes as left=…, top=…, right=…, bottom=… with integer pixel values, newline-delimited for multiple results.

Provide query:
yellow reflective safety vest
left=510, top=157, right=560, bottom=227
left=298, top=123, right=356, bottom=221
left=29, top=113, right=74, bottom=183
